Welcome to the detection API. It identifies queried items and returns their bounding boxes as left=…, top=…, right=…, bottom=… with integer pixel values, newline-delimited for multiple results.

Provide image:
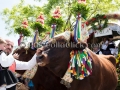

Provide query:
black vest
left=0, top=50, right=3, bottom=55
left=96, top=50, right=100, bottom=54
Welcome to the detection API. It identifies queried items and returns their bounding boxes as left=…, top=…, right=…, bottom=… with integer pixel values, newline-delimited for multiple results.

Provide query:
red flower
left=114, top=14, right=118, bottom=18
left=103, top=15, right=106, bottom=18
left=92, top=18, right=95, bottom=21
left=22, top=19, right=28, bottom=26
left=53, top=6, right=61, bottom=19
left=86, top=22, right=89, bottom=25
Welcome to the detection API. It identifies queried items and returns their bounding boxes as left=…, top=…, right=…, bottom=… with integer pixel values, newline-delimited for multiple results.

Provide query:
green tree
left=1, top=0, right=120, bottom=35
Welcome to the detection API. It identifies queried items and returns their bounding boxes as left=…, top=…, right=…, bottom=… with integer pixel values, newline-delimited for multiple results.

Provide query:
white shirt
left=0, top=52, right=14, bottom=67
left=101, top=41, right=108, bottom=50
left=15, top=54, right=37, bottom=70
left=97, top=51, right=103, bottom=55
left=0, top=52, right=37, bottom=70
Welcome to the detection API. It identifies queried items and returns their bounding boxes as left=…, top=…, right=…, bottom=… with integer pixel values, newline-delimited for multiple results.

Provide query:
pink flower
left=78, top=0, right=86, bottom=4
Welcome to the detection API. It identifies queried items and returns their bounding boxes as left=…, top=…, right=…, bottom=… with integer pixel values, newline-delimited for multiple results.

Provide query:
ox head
left=13, top=47, right=36, bottom=75
left=36, top=31, right=87, bottom=77
left=13, top=47, right=36, bottom=62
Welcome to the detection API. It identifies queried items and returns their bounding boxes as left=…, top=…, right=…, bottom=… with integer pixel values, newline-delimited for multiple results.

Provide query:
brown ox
left=13, top=47, right=67, bottom=90
left=36, top=34, right=118, bottom=90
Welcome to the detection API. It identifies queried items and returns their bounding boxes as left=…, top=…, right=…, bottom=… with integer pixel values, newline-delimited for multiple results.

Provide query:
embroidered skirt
left=0, top=69, right=18, bottom=88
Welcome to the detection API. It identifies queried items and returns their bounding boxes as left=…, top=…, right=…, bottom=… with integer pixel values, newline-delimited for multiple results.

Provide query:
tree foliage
left=1, top=0, right=120, bottom=36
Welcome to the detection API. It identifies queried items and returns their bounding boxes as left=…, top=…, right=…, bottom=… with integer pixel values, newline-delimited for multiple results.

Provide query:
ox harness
left=60, top=13, right=92, bottom=88
left=60, top=49, right=92, bottom=88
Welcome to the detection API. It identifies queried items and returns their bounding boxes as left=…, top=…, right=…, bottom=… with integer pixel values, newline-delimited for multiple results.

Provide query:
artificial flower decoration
left=21, top=18, right=28, bottom=28
left=15, top=18, right=31, bottom=37
left=31, top=12, right=47, bottom=34
left=53, top=6, right=61, bottom=18
left=47, top=6, right=64, bottom=35
left=90, top=14, right=108, bottom=31
left=78, top=0, right=86, bottom=4
left=36, top=12, right=44, bottom=25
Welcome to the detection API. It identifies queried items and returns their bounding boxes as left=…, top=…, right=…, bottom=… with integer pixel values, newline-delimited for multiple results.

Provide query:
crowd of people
left=93, top=35, right=118, bottom=56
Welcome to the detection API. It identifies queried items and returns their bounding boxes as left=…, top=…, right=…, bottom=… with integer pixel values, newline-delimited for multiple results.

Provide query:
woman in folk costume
left=0, top=37, right=18, bottom=90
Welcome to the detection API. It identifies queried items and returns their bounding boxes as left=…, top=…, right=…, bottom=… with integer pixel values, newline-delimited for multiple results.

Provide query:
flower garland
left=90, top=14, right=108, bottom=30
left=15, top=19, right=31, bottom=37
left=86, top=14, right=120, bottom=27
left=31, top=12, right=47, bottom=34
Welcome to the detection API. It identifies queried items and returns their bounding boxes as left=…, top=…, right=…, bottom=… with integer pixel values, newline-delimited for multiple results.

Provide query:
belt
left=0, top=65, right=8, bottom=71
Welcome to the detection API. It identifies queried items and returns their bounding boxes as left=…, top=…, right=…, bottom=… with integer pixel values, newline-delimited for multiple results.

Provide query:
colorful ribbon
left=68, top=50, right=92, bottom=80
left=74, top=14, right=82, bottom=42
left=32, top=30, right=38, bottom=49
left=50, top=24, right=56, bottom=38
left=18, top=33, right=24, bottom=46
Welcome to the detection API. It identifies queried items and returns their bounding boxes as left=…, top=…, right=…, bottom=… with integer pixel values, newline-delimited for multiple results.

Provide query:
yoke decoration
left=15, top=19, right=31, bottom=46
left=61, top=0, right=92, bottom=88
left=48, top=6, right=64, bottom=38
left=61, top=49, right=92, bottom=88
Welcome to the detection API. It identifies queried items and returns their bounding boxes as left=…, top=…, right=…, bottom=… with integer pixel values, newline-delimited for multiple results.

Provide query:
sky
left=0, top=0, right=119, bottom=48
left=0, top=0, right=47, bottom=48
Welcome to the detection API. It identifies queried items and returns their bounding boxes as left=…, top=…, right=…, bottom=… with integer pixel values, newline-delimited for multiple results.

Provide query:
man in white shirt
left=4, top=39, right=38, bottom=70
left=4, top=39, right=40, bottom=90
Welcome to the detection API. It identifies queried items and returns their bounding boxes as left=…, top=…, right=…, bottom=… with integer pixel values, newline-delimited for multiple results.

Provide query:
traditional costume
left=95, top=50, right=103, bottom=55
left=0, top=50, right=18, bottom=90
left=100, top=40, right=111, bottom=55
left=107, top=41, right=116, bottom=55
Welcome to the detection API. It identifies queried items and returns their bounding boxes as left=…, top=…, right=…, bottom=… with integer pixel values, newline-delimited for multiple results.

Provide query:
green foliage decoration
left=46, top=17, right=64, bottom=31
left=90, top=14, right=108, bottom=30
left=31, top=22, right=47, bottom=34
left=71, top=3, right=90, bottom=19
left=15, top=27, right=31, bottom=37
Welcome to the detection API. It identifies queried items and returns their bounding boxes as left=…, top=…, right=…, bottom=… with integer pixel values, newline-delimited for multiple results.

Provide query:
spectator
left=107, top=35, right=116, bottom=55
left=100, top=37, right=111, bottom=55
left=93, top=45, right=103, bottom=55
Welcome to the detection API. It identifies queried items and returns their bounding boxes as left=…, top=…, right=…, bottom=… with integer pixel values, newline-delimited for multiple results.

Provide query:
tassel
left=18, top=33, right=24, bottom=46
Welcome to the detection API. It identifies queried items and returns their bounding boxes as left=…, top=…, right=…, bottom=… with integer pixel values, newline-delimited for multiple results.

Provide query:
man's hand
left=13, top=53, right=19, bottom=59
left=36, top=48, right=42, bottom=55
